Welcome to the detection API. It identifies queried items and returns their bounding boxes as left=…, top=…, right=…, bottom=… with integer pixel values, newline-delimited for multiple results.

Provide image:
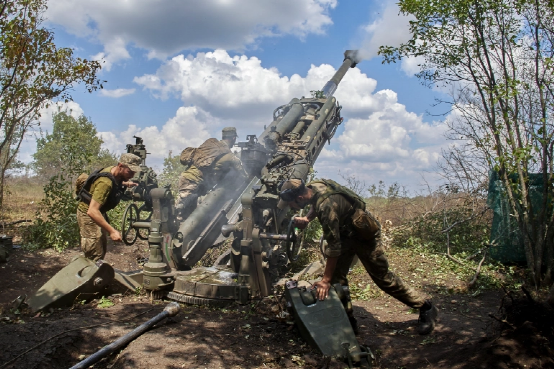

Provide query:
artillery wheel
left=286, top=215, right=304, bottom=262
left=122, top=203, right=139, bottom=245
left=136, top=203, right=151, bottom=240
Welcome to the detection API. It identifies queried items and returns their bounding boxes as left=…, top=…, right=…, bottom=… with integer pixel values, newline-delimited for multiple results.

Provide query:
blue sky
left=21, top=0, right=453, bottom=192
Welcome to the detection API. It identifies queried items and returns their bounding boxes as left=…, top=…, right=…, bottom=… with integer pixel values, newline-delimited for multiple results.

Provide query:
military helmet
left=222, top=127, right=238, bottom=139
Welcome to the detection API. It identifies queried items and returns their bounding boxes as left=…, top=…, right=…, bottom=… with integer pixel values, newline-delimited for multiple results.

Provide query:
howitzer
left=171, top=50, right=360, bottom=303
left=116, top=51, right=361, bottom=302
left=29, top=50, right=369, bottom=365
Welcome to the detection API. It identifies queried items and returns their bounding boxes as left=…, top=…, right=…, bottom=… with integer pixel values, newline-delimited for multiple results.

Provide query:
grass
left=1, top=176, right=43, bottom=223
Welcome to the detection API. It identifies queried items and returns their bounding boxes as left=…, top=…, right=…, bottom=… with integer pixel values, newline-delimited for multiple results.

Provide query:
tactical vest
left=77, top=168, right=124, bottom=213
left=180, top=138, right=230, bottom=170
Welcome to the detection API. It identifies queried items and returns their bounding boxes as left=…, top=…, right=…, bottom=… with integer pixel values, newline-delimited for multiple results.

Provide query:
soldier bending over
left=177, top=127, right=247, bottom=219
left=278, top=178, right=438, bottom=335
left=76, top=154, right=141, bottom=261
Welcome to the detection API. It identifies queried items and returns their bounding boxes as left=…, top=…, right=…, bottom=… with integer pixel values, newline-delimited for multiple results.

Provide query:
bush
left=391, top=196, right=490, bottom=257
left=24, top=174, right=79, bottom=252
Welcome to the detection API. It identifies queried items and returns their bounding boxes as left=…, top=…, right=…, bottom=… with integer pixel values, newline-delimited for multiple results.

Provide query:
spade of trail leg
left=27, top=257, right=114, bottom=312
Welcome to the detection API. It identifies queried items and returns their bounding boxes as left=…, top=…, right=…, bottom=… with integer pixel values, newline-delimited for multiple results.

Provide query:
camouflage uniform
left=177, top=128, right=247, bottom=216
left=76, top=153, right=141, bottom=261
left=308, top=180, right=426, bottom=309
left=77, top=167, right=114, bottom=261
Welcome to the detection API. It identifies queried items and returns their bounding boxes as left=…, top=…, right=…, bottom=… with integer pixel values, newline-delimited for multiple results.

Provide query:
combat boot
left=417, top=300, right=438, bottom=335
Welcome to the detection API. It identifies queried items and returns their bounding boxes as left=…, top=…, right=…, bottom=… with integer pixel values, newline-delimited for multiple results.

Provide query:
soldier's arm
left=319, top=199, right=342, bottom=258
left=227, top=154, right=248, bottom=178
left=293, top=206, right=316, bottom=229
left=87, top=201, right=122, bottom=242
left=313, top=198, right=343, bottom=300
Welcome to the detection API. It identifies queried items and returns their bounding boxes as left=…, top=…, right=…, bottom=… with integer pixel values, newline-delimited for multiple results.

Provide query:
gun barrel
left=322, top=50, right=359, bottom=98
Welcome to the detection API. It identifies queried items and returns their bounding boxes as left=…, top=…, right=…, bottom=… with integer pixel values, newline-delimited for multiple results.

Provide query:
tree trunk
left=0, top=167, right=5, bottom=209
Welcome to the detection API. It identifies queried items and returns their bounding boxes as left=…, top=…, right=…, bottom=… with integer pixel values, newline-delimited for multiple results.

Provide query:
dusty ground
left=1, top=238, right=553, bottom=369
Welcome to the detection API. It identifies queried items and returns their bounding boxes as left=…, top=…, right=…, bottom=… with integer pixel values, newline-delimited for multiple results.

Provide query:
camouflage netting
left=487, top=171, right=548, bottom=264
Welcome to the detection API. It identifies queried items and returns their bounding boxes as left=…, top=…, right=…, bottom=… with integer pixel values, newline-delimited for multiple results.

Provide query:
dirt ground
left=1, top=239, right=553, bottom=369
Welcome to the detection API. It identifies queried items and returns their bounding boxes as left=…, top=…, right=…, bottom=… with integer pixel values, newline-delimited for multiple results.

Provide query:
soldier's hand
left=123, top=181, right=138, bottom=187
left=110, top=230, right=123, bottom=242
left=312, top=280, right=331, bottom=300
left=294, top=216, right=310, bottom=229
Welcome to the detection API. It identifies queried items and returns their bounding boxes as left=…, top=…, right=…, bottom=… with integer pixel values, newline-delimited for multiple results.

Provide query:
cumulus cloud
left=134, top=50, right=384, bottom=125
left=45, top=0, right=336, bottom=68
left=313, top=90, right=450, bottom=188
left=358, top=0, right=414, bottom=61
left=99, top=88, right=136, bottom=98
left=129, top=50, right=450, bottom=185
left=356, top=0, right=423, bottom=78
left=98, top=106, right=217, bottom=169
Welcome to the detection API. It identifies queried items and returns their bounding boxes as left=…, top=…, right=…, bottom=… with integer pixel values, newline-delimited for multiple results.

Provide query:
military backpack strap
left=77, top=168, right=104, bottom=204
left=310, top=179, right=379, bottom=240
left=310, top=179, right=366, bottom=212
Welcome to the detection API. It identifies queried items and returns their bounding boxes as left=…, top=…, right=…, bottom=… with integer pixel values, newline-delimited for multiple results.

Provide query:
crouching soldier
left=277, top=178, right=438, bottom=335
left=176, top=127, right=248, bottom=219
left=75, top=153, right=141, bottom=261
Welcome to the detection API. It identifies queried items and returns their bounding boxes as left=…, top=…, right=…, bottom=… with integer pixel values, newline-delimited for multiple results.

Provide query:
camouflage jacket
left=308, top=180, right=363, bottom=258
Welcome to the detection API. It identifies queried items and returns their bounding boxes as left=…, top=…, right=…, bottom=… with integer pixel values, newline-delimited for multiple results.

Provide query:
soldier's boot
left=342, top=285, right=359, bottom=335
left=417, top=300, right=438, bottom=335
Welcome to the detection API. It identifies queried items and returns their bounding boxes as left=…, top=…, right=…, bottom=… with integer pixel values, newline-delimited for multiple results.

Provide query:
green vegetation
left=24, top=111, right=116, bottom=251
left=380, top=0, right=554, bottom=298
left=158, top=151, right=182, bottom=191
left=0, top=0, right=102, bottom=207
left=97, top=296, right=114, bottom=308
left=32, top=111, right=116, bottom=180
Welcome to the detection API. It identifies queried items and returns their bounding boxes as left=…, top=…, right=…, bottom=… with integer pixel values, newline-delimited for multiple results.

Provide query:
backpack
left=75, top=173, right=89, bottom=197
left=179, top=138, right=230, bottom=169
left=310, top=179, right=380, bottom=240
left=77, top=168, right=124, bottom=213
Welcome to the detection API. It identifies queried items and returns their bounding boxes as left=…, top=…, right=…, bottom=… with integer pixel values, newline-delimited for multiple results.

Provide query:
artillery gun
left=29, top=51, right=371, bottom=367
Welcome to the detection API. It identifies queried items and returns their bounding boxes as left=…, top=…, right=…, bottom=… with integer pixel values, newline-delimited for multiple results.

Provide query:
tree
left=0, top=0, right=102, bottom=206
left=32, top=111, right=116, bottom=180
left=158, top=151, right=182, bottom=191
left=25, top=111, right=116, bottom=252
left=380, top=0, right=554, bottom=291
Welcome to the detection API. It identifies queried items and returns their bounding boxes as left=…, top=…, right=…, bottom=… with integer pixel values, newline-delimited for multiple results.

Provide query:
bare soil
left=1, top=239, right=553, bottom=369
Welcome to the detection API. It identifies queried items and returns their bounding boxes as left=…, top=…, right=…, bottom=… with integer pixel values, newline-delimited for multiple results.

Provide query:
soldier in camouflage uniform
left=76, top=153, right=141, bottom=261
left=177, top=127, right=247, bottom=218
left=278, top=178, right=438, bottom=335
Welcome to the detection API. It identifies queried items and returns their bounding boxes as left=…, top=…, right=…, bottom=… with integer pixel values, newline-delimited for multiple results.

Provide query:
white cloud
left=92, top=37, right=131, bottom=71
left=46, top=0, right=336, bottom=68
left=99, top=88, right=136, bottom=98
left=98, top=106, right=216, bottom=169
left=129, top=50, right=450, bottom=186
left=134, top=50, right=385, bottom=124
left=400, top=55, right=425, bottom=76
left=358, top=0, right=414, bottom=61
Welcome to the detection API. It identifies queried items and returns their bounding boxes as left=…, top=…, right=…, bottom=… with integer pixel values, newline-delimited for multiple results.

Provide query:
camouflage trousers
left=77, top=210, right=107, bottom=261
left=331, top=236, right=426, bottom=309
